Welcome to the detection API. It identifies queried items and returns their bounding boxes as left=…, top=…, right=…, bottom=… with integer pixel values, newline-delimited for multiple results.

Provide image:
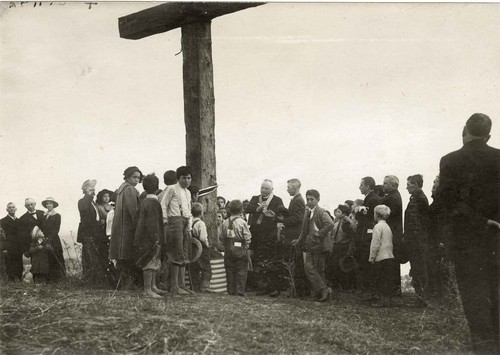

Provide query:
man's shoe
left=372, top=297, right=391, bottom=308
left=412, top=297, right=429, bottom=308
left=171, top=287, right=189, bottom=295
left=180, top=286, right=195, bottom=294
left=201, top=287, right=216, bottom=293
left=319, top=287, right=332, bottom=302
left=362, top=293, right=378, bottom=302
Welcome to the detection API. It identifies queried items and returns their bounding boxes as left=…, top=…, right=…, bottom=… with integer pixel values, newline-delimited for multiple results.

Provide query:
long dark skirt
left=47, top=237, right=66, bottom=282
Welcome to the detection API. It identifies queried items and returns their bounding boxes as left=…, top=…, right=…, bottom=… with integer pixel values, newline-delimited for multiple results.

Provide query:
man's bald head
left=261, top=179, right=274, bottom=197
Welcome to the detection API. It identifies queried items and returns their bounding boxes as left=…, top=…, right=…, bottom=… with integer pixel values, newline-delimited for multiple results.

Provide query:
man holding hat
left=438, top=113, right=500, bottom=353
left=19, top=198, right=46, bottom=256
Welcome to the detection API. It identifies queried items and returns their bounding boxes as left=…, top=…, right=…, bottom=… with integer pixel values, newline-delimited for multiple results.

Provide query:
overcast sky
left=1, top=2, right=499, bottom=250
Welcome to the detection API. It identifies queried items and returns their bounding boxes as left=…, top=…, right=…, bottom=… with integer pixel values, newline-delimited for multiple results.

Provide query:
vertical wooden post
left=181, top=21, right=218, bottom=246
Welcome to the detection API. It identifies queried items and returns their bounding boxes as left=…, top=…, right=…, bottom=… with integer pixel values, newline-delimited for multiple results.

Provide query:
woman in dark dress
left=42, top=197, right=66, bottom=281
left=96, top=189, right=117, bottom=284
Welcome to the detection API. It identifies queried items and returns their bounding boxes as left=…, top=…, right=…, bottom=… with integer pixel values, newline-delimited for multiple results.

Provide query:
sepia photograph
left=0, top=1, right=499, bottom=353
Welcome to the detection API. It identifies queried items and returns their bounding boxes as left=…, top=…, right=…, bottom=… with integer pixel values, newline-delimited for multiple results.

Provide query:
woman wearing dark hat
left=96, top=189, right=114, bottom=221
left=109, top=166, right=143, bottom=289
left=42, top=197, right=66, bottom=281
left=95, top=189, right=116, bottom=281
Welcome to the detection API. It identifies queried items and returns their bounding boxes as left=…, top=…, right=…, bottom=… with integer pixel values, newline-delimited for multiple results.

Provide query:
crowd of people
left=0, top=198, right=66, bottom=284
left=0, top=113, right=498, bottom=354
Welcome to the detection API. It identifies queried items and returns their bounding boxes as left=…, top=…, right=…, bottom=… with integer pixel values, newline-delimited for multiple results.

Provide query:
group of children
left=134, top=173, right=253, bottom=298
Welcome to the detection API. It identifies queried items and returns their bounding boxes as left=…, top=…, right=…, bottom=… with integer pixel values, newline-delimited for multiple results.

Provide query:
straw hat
left=31, top=226, right=44, bottom=239
left=42, top=197, right=59, bottom=209
left=188, top=238, right=203, bottom=264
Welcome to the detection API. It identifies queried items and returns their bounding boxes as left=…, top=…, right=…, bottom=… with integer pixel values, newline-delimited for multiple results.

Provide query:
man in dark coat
left=0, top=203, right=23, bottom=281
left=19, top=198, right=45, bottom=255
left=382, top=175, right=403, bottom=294
left=78, top=180, right=105, bottom=284
left=426, top=176, right=450, bottom=300
left=404, top=174, right=430, bottom=305
left=438, top=113, right=500, bottom=353
left=245, top=179, right=284, bottom=295
left=280, top=178, right=308, bottom=297
left=356, top=177, right=382, bottom=299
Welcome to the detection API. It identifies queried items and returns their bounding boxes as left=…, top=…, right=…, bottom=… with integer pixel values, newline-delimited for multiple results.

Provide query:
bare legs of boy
left=169, top=264, right=189, bottom=295
left=143, top=270, right=162, bottom=298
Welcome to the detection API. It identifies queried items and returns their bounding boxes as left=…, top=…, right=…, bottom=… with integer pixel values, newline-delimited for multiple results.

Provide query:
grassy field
left=0, top=281, right=471, bottom=354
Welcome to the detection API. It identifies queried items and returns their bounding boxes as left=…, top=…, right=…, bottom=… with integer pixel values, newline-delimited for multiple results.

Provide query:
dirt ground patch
left=1, top=283, right=471, bottom=354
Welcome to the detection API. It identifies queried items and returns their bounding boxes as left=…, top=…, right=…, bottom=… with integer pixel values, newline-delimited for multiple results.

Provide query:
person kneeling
left=135, top=174, right=164, bottom=298
left=369, top=205, right=398, bottom=307
left=28, top=226, right=52, bottom=285
left=221, top=200, right=252, bottom=296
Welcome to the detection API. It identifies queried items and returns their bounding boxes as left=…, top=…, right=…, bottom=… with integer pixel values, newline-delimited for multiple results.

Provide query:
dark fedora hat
left=339, top=255, right=356, bottom=273
left=188, top=237, right=203, bottom=264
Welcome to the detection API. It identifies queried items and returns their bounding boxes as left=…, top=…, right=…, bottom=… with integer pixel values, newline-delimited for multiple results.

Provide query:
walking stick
left=49, top=247, right=67, bottom=277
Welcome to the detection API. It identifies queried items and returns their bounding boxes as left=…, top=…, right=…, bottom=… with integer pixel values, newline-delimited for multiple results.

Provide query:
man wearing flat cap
left=438, top=113, right=500, bottom=353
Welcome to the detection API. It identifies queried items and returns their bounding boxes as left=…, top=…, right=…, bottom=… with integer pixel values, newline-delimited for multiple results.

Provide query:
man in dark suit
left=404, top=174, right=431, bottom=306
left=382, top=175, right=403, bottom=295
left=356, top=176, right=382, bottom=300
left=282, top=179, right=306, bottom=246
left=0, top=203, right=23, bottom=281
left=19, top=198, right=45, bottom=255
left=78, top=180, right=104, bottom=284
left=279, top=178, right=307, bottom=296
left=292, top=189, right=333, bottom=302
left=438, top=113, right=500, bottom=353
left=245, top=179, right=284, bottom=295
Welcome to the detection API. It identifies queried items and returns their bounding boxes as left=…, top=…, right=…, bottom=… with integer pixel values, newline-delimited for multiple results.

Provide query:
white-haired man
left=1, top=203, right=22, bottom=281
left=245, top=179, right=284, bottom=296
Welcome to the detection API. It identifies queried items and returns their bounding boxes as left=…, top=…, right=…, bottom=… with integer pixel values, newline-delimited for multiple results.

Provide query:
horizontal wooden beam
left=119, top=2, right=264, bottom=40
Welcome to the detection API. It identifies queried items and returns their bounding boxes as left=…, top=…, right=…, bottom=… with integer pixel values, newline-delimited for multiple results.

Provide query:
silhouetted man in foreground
left=438, top=113, right=500, bottom=354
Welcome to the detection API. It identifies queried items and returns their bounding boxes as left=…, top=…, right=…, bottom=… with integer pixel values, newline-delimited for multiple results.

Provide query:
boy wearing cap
left=221, top=200, right=252, bottom=296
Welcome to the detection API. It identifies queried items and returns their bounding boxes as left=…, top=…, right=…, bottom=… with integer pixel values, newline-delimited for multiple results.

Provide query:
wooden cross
left=119, top=2, right=263, bottom=244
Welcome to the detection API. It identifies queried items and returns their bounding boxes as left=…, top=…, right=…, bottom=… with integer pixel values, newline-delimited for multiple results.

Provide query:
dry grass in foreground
left=1, top=282, right=471, bottom=354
